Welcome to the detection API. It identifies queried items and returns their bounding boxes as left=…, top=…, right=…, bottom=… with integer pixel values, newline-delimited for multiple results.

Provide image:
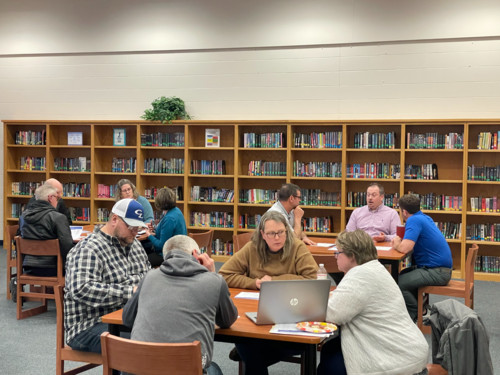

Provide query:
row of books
left=190, top=186, right=234, bottom=203
left=212, top=239, right=234, bottom=256
left=301, top=217, right=333, bottom=233
left=293, top=161, right=342, bottom=178
left=97, top=184, right=117, bottom=198
left=346, top=163, right=401, bottom=179
left=20, top=156, right=46, bottom=171
left=412, top=193, right=462, bottom=211
left=470, top=197, right=499, bottom=213
left=97, top=208, right=110, bottom=222
left=404, top=164, right=438, bottom=180
left=466, top=223, right=500, bottom=242
left=140, top=132, right=184, bottom=147
left=54, top=157, right=90, bottom=172
left=475, top=256, right=500, bottom=273
left=477, top=131, right=499, bottom=150
left=467, top=164, right=500, bottom=181
left=11, top=203, right=27, bottom=218
left=190, top=211, right=234, bottom=228
left=190, top=160, right=226, bottom=175
left=144, top=186, right=183, bottom=201
left=248, top=161, right=286, bottom=176
left=239, top=214, right=262, bottom=229
left=63, top=183, right=91, bottom=198
left=144, top=158, right=184, bottom=174
left=353, top=132, right=396, bottom=149
left=15, top=130, right=46, bottom=145
left=347, top=192, right=400, bottom=208
left=293, top=131, right=342, bottom=149
left=239, top=189, right=278, bottom=204
left=407, top=132, right=463, bottom=149
left=301, top=189, right=341, bottom=207
left=11, top=181, right=42, bottom=196
left=111, top=158, right=136, bottom=173
left=434, top=221, right=461, bottom=239
left=68, top=207, right=90, bottom=221
left=242, top=132, right=285, bottom=148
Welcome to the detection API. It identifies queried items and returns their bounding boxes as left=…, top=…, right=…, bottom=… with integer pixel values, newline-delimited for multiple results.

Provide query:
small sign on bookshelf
left=113, top=128, right=126, bottom=146
left=205, top=129, right=220, bottom=147
left=68, top=132, right=83, bottom=146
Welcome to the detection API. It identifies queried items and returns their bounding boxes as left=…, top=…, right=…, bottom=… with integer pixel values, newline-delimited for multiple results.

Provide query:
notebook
left=246, top=279, right=331, bottom=325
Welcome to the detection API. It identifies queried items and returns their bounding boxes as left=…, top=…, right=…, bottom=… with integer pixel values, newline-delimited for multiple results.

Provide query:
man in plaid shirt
left=64, top=199, right=151, bottom=353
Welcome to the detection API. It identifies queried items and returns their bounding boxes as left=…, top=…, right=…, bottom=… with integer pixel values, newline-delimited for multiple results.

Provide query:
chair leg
left=238, top=361, right=245, bottom=375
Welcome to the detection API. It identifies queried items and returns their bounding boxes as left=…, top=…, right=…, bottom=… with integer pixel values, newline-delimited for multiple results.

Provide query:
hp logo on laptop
left=289, top=298, right=299, bottom=306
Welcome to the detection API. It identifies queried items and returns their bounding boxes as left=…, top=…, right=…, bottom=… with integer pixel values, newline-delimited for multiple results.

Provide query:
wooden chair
left=55, top=285, right=102, bottom=375
left=188, top=230, right=214, bottom=256
left=427, top=363, right=448, bottom=375
left=15, top=237, right=64, bottom=320
left=417, top=243, right=479, bottom=334
left=232, top=232, right=253, bottom=253
left=6, top=224, right=19, bottom=300
left=100, top=332, right=202, bottom=375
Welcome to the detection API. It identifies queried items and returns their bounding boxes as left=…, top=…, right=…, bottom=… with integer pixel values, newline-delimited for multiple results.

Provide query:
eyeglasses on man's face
left=264, top=230, right=286, bottom=239
left=119, top=217, right=140, bottom=233
left=333, top=251, right=345, bottom=258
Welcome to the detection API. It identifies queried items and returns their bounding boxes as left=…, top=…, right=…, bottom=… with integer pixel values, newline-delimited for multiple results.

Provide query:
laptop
left=246, top=279, right=331, bottom=325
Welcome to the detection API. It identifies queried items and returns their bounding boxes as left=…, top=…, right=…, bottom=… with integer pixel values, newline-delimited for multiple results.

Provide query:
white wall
left=2, top=0, right=500, bottom=239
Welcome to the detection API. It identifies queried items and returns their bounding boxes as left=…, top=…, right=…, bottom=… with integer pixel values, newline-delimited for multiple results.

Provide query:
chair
left=417, top=243, right=479, bottom=334
left=100, top=332, right=202, bottom=375
left=232, top=232, right=253, bottom=253
left=427, top=364, right=448, bottom=375
left=55, top=285, right=102, bottom=375
left=15, top=237, right=64, bottom=319
left=188, top=230, right=214, bottom=256
left=6, top=224, right=19, bottom=300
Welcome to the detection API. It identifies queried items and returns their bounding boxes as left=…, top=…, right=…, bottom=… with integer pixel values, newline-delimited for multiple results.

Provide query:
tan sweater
left=219, top=238, right=318, bottom=289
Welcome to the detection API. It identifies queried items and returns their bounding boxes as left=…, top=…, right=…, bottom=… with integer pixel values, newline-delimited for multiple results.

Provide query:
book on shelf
left=205, top=129, right=220, bottom=147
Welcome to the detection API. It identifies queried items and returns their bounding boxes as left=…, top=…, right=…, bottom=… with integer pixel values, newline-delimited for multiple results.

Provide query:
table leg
left=303, top=343, right=317, bottom=374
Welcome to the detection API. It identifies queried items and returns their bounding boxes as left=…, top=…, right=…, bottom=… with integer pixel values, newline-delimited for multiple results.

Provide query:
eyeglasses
left=119, top=217, right=140, bottom=232
left=122, top=188, right=133, bottom=193
left=333, top=251, right=345, bottom=258
left=293, top=195, right=302, bottom=201
left=264, top=230, right=286, bottom=238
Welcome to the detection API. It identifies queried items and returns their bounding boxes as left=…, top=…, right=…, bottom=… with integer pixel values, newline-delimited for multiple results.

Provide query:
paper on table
left=234, top=292, right=260, bottom=300
left=70, top=226, right=83, bottom=241
left=315, top=243, right=334, bottom=248
left=270, top=324, right=332, bottom=338
left=328, top=245, right=337, bottom=251
left=376, top=246, right=392, bottom=251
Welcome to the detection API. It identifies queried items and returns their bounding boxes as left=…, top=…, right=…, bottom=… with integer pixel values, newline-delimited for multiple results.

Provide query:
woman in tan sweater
left=219, top=210, right=318, bottom=375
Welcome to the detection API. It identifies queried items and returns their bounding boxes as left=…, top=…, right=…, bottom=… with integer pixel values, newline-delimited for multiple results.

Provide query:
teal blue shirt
left=148, top=207, right=187, bottom=254
left=136, top=195, right=154, bottom=223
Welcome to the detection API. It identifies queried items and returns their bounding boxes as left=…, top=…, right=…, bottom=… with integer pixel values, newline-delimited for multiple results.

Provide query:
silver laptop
left=246, top=279, right=331, bottom=325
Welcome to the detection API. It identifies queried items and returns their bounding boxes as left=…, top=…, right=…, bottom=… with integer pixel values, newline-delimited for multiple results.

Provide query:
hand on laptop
left=256, top=275, right=272, bottom=289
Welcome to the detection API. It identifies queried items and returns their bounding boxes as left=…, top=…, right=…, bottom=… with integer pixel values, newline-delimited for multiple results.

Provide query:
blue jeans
left=67, top=323, right=109, bottom=353
left=206, top=361, right=222, bottom=375
left=399, top=266, right=452, bottom=321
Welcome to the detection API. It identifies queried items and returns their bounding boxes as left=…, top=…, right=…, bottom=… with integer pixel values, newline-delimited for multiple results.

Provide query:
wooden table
left=102, top=288, right=333, bottom=374
left=307, top=237, right=408, bottom=283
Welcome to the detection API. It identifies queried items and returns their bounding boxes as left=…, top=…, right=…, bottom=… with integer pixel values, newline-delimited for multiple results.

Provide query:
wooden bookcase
left=4, top=120, right=500, bottom=281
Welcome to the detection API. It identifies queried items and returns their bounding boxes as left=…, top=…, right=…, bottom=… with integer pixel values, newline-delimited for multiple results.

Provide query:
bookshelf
left=3, top=120, right=500, bottom=280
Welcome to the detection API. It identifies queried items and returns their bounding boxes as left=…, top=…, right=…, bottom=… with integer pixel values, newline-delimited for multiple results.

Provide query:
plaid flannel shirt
left=64, top=227, right=150, bottom=343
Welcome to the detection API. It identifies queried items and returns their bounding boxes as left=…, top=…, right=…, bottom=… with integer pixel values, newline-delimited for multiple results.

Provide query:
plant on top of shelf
left=141, top=96, right=191, bottom=124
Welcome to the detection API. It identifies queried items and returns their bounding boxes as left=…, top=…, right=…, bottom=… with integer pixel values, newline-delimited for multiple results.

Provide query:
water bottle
left=317, top=263, right=328, bottom=280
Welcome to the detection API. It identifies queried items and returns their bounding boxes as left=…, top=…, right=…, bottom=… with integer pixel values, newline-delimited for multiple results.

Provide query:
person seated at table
left=345, top=182, right=400, bottom=242
left=219, top=210, right=318, bottom=375
left=123, top=235, right=237, bottom=375
left=143, top=187, right=187, bottom=267
left=19, top=183, right=74, bottom=276
left=219, top=210, right=318, bottom=289
left=64, top=199, right=150, bottom=353
left=115, top=178, right=154, bottom=223
left=391, top=194, right=453, bottom=322
left=317, top=230, right=428, bottom=375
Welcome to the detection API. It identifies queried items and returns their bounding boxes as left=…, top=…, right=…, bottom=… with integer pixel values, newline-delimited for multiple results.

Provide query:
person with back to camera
left=317, top=230, right=428, bottom=375
left=391, top=193, right=453, bottom=322
left=143, top=187, right=187, bottom=267
left=123, top=235, right=237, bottom=375
left=219, top=210, right=318, bottom=374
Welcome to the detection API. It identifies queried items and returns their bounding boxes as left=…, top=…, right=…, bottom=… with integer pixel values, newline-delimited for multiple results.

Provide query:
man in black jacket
left=20, top=183, right=74, bottom=276
left=26, top=178, right=72, bottom=225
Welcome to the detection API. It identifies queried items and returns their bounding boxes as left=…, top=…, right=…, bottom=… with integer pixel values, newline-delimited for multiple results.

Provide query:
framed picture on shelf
left=67, top=132, right=83, bottom=146
left=113, top=128, right=126, bottom=146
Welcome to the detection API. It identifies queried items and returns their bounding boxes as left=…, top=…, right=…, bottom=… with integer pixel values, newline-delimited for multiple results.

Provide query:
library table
left=102, top=288, right=333, bottom=374
left=307, top=237, right=408, bottom=283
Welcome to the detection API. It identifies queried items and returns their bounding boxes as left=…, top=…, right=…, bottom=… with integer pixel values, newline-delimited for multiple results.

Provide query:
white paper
left=376, top=246, right=392, bottom=251
left=328, top=245, right=337, bottom=250
left=315, top=243, right=334, bottom=247
left=270, top=324, right=333, bottom=338
left=70, top=226, right=83, bottom=241
left=234, top=292, right=260, bottom=300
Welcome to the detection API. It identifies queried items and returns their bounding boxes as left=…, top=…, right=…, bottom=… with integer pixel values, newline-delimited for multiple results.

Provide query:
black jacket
left=20, top=200, right=74, bottom=269
left=27, top=195, right=73, bottom=225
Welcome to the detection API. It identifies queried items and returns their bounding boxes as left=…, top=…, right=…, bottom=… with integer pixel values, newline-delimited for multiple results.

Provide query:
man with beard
left=64, top=199, right=150, bottom=353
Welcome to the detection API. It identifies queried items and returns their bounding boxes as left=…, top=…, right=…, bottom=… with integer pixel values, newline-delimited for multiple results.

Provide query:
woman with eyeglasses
left=219, top=210, right=317, bottom=289
left=317, top=230, right=428, bottom=375
left=219, top=210, right=318, bottom=375
left=115, top=179, right=154, bottom=224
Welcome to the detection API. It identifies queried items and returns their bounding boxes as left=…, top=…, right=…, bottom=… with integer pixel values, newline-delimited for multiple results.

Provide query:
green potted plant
left=141, top=96, right=191, bottom=124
